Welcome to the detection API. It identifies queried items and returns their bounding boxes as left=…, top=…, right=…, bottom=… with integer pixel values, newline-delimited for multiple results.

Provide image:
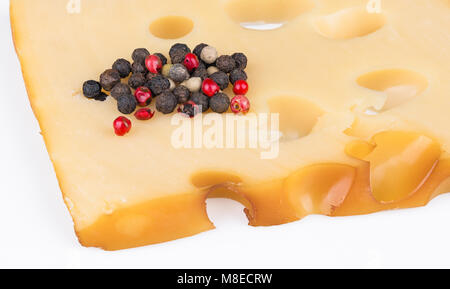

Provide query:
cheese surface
left=10, top=0, right=450, bottom=250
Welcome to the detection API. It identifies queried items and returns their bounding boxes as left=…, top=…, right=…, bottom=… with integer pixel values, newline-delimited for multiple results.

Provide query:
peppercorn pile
left=82, top=43, right=250, bottom=136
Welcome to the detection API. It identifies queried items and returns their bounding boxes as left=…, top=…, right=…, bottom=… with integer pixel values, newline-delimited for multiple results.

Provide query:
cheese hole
left=224, top=0, right=314, bottom=30
left=206, top=183, right=254, bottom=227
left=357, top=69, right=428, bottom=112
left=149, top=16, right=193, bottom=39
left=240, top=23, right=286, bottom=31
left=200, top=181, right=254, bottom=227
left=191, top=171, right=243, bottom=189
left=314, top=7, right=386, bottom=40
left=206, top=187, right=253, bottom=227
left=268, top=96, right=324, bottom=141
left=364, top=108, right=379, bottom=116
left=208, top=186, right=253, bottom=213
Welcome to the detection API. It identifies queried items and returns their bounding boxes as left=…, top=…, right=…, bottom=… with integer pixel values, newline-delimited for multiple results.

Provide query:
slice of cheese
left=11, top=0, right=450, bottom=250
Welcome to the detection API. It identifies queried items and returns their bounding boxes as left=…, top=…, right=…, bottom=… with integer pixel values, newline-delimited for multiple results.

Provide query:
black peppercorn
left=156, top=91, right=178, bottom=114
left=232, top=53, right=248, bottom=70
left=132, top=48, right=150, bottom=64
left=112, top=59, right=132, bottom=78
left=154, top=53, right=167, bottom=66
left=192, top=67, right=208, bottom=80
left=198, top=61, right=207, bottom=70
left=193, top=43, right=208, bottom=60
left=191, top=92, right=209, bottom=112
left=100, top=69, right=121, bottom=91
left=173, top=85, right=191, bottom=104
left=191, top=62, right=208, bottom=80
left=216, top=55, right=236, bottom=73
left=209, top=71, right=229, bottom=90
left=229, top=69, right=248, bottom=85
left=182, top=102, right=199, bottom=118
left=94, top=92, right=108, bottom=102
left=128, top=72, right=146, bottom=89
left=131, top=61, right=148, bottom=74
left=169, top=64, right=190, bottom=83
left=111, top=83, right=132, bottom=100
left=210, top=92, right=230, bottom=113
left=83, top=80, right=102, bottom=99
left=146, top=72, right=158, bottom=81
left=169, top=43, right=191, bottom=64
left=117, top=95, right=137, bottom=115
left=147, top=75, right=170, bottom=96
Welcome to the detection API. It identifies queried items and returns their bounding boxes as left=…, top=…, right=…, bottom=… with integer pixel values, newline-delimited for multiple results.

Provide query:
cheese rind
left=78, top=192, right=214, bottom=251
left=11, top=0, right=450, bottom=250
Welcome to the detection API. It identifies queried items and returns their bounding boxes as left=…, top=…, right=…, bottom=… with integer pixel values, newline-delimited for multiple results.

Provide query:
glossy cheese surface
left=10, top=0, right=450, bottom=250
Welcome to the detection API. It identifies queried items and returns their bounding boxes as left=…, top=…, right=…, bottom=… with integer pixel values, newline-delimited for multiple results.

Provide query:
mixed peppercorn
left=82, top=43, right=250, bottom=136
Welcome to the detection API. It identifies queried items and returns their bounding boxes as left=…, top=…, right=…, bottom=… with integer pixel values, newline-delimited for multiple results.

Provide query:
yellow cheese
left=11, top=0, right=450, bottom=250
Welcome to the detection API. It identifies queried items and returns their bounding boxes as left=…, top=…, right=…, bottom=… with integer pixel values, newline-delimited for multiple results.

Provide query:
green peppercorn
left=162, top=64, right=172, bottom=78
left=132, top=48, right=150, bottom=64
left=128, top=72, right=146, bottom=89
left=147, top=75, right=170, bottom=96
left=100, top=69, right=121, bottom=91
left=210, top=92, right=230, bottom=113
left=169, top=64, right=190, bottom=83
left=83, top=80, right=102, bottom=99
left=232, top=53, right=248, bottom=70
left=229, top=69, right=248, bottom=85
left=111, top=83, right=132, bottom=100
left=216, top=55, right=236, bottom=73
left=169, top=43, right=191, bottom=64
left=156, top=90, right=178, bottom=114
left=191, top=92, right=209, bottom=112
left=117, top=94, right=137, bottom=115
left=112, top=59, right=132, bottom=78
left=173, top=85, right=191, bottom=104
left=210, top=71, right=229, bottom=90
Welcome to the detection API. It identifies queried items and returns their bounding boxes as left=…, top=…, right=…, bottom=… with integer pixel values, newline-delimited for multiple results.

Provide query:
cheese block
left=11, top=0, right=450, bottom=250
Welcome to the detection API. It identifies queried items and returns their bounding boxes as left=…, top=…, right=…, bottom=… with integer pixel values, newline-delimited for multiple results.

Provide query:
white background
left=2, top=1, right=450, bottom=269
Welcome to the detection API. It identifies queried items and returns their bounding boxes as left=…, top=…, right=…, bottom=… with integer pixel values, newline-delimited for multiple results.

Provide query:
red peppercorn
left=202, top=78, right=220, bottom=97
left=231, top=95, right=250, bottom=114
left=134, top=86, right=152, bottom=107
left=135, top=108, right=155, bottom=120
left=233, top=80, right=249, bottom=95
left=113, top=116, right=132, bottom=136
left=183, top=53, right=200, bottom=71
left=145, top=55, right=163, bottom=74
